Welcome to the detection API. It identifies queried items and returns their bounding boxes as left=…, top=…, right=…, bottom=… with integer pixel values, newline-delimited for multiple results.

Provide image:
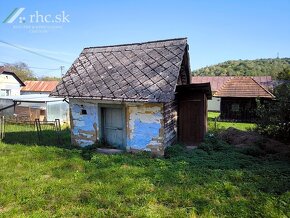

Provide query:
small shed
left=214, top=77, right=275, bottom=121
left=51, top=38, right=211, bottom=155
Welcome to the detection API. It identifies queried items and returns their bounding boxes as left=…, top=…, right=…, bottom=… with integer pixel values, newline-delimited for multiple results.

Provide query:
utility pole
left=60, top=66, right=65, bottom=76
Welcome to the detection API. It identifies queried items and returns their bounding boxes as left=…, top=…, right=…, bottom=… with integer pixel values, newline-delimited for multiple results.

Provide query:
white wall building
left=0, top=67, right=25, bottom=97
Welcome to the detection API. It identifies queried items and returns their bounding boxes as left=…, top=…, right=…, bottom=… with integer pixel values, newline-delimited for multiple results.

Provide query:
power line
left=0, top=40, right=71, bottom=64
left=0, top=60, right=60, bottom=71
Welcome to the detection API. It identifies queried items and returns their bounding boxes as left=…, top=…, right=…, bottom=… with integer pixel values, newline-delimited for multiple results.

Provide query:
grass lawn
left=208, top=112, right=256, bottom=131
left=3, top=123, right=71, bottom=147
left=0, top=125, right=289, bottom=217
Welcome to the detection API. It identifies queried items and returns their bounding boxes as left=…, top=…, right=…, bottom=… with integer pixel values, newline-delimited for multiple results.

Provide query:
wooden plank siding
left=163, top=100, right=178, bottom=147
left=220, top=97, right=258, bottom=122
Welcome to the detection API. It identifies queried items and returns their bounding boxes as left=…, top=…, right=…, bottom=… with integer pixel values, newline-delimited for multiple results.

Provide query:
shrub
left=198, top=134, right=232, bottom=152
left=164, top=144, right=186, bottom=158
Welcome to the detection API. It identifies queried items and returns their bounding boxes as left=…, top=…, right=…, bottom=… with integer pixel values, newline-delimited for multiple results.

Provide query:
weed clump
left=198, top=134, right=232, bottom=153
left=164, top=144, right=186, bottom=158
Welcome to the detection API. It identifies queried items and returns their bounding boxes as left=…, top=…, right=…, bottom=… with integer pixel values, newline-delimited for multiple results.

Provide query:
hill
left=192, top=58, right=290, bottom=79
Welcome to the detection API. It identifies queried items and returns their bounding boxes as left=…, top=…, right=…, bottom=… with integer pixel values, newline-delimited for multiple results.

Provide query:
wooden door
left=178, top=99, right=203, bottom=145
left=102, top=108, right=124, bottom=148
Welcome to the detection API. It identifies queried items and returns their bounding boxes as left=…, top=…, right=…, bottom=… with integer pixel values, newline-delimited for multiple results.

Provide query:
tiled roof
left=191, top=76, right=272, bottom=92
left=21, top=81, right=59, bottom=92
left=213, top=77, right=275, bottom=98
left=50, top=38, right=188, bottom=102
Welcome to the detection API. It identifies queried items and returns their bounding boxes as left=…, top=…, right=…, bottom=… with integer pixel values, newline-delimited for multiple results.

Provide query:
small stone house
left=51, top=38, right=211, bottom=155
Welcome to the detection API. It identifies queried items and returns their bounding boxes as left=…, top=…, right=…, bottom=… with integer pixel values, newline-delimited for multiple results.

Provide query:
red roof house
left=21, top=81, right=59, bottom=94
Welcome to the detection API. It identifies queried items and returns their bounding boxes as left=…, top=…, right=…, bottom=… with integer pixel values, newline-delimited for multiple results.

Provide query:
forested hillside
left=193, top=58, right=290, bottom=79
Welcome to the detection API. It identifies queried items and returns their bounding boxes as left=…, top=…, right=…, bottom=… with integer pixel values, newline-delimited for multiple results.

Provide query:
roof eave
left=214, top=95, right=275, bottom=99
left=49, top=95, right=171, bottom=103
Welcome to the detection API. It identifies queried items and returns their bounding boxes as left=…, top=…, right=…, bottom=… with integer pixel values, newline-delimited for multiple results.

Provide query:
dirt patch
left=217, top=127, right=289, bottom=154
left=0, top=206, right=11, bottom=213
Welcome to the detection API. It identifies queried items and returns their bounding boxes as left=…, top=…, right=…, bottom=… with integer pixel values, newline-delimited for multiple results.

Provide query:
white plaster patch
left=128, top=105, right=162, bottom=139
left=69, top=99, right=99, bottom=146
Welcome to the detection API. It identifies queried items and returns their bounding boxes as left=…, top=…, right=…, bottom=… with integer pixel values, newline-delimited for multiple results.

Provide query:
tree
left=256, top=83, right=290, bottom=142
left=39, top=76, right=61, bottom=81
left=277, top=67, right=290, bottom=80
left=192, top=58, right=290, bottom=79
left=4, top=62, right=37, bottom=81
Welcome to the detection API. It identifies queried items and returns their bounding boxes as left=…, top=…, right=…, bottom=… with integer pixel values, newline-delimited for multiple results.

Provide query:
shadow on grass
left=2, top=129, right=97, bottom=161
left=3, top=129, right=72, bottom=148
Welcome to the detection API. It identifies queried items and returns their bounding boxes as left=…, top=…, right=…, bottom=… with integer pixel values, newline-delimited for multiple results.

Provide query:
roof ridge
left=83, top=37, right=187, bottom=50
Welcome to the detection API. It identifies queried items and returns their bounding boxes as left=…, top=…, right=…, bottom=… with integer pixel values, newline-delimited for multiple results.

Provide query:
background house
left=21, top=80, right=59, bottom=95
left=192, top=76, right=273, bottom=111
left=0, top=77, right=68, bottom=123
left=213, top=77, right=275, bottom=121
left=51, top=38, right=211, bottom=155
left=0, top=66, right=25, bottom=96
left=0, top=94, right=69, bottom=123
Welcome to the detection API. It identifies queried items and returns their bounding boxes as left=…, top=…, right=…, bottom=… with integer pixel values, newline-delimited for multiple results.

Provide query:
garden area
left=0, top=120, right=289, bottom=217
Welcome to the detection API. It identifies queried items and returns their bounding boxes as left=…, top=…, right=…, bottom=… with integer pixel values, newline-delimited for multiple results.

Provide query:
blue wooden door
left=103, top=108, right=124, bottom=148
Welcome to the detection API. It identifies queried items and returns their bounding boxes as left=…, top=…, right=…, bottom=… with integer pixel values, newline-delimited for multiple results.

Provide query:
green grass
left=208, top=111, right=221, bottom=119
left=0, top=124, right=289, bottom=217
left=208, top=112, right=256, bottom=131
left=3, top=123, right=71, bottom=147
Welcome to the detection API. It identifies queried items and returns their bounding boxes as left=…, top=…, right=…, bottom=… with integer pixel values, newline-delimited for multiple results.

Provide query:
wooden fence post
left=0, top=116, right=4, bottom=140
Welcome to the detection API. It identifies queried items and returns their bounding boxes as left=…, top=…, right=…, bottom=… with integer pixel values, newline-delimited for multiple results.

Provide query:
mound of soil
left=217, top=127, right=289, bottom=154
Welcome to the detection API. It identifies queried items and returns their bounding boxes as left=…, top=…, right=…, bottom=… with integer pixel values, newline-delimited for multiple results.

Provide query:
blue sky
left=0, top=0, right=289, bottom=77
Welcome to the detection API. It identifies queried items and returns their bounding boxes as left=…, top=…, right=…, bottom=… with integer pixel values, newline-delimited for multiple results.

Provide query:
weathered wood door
left=178, top=95, right=205, bottom=145
left=176, top=83, right=210, bottom=146
left=102, top=108, right=124, bottom=148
